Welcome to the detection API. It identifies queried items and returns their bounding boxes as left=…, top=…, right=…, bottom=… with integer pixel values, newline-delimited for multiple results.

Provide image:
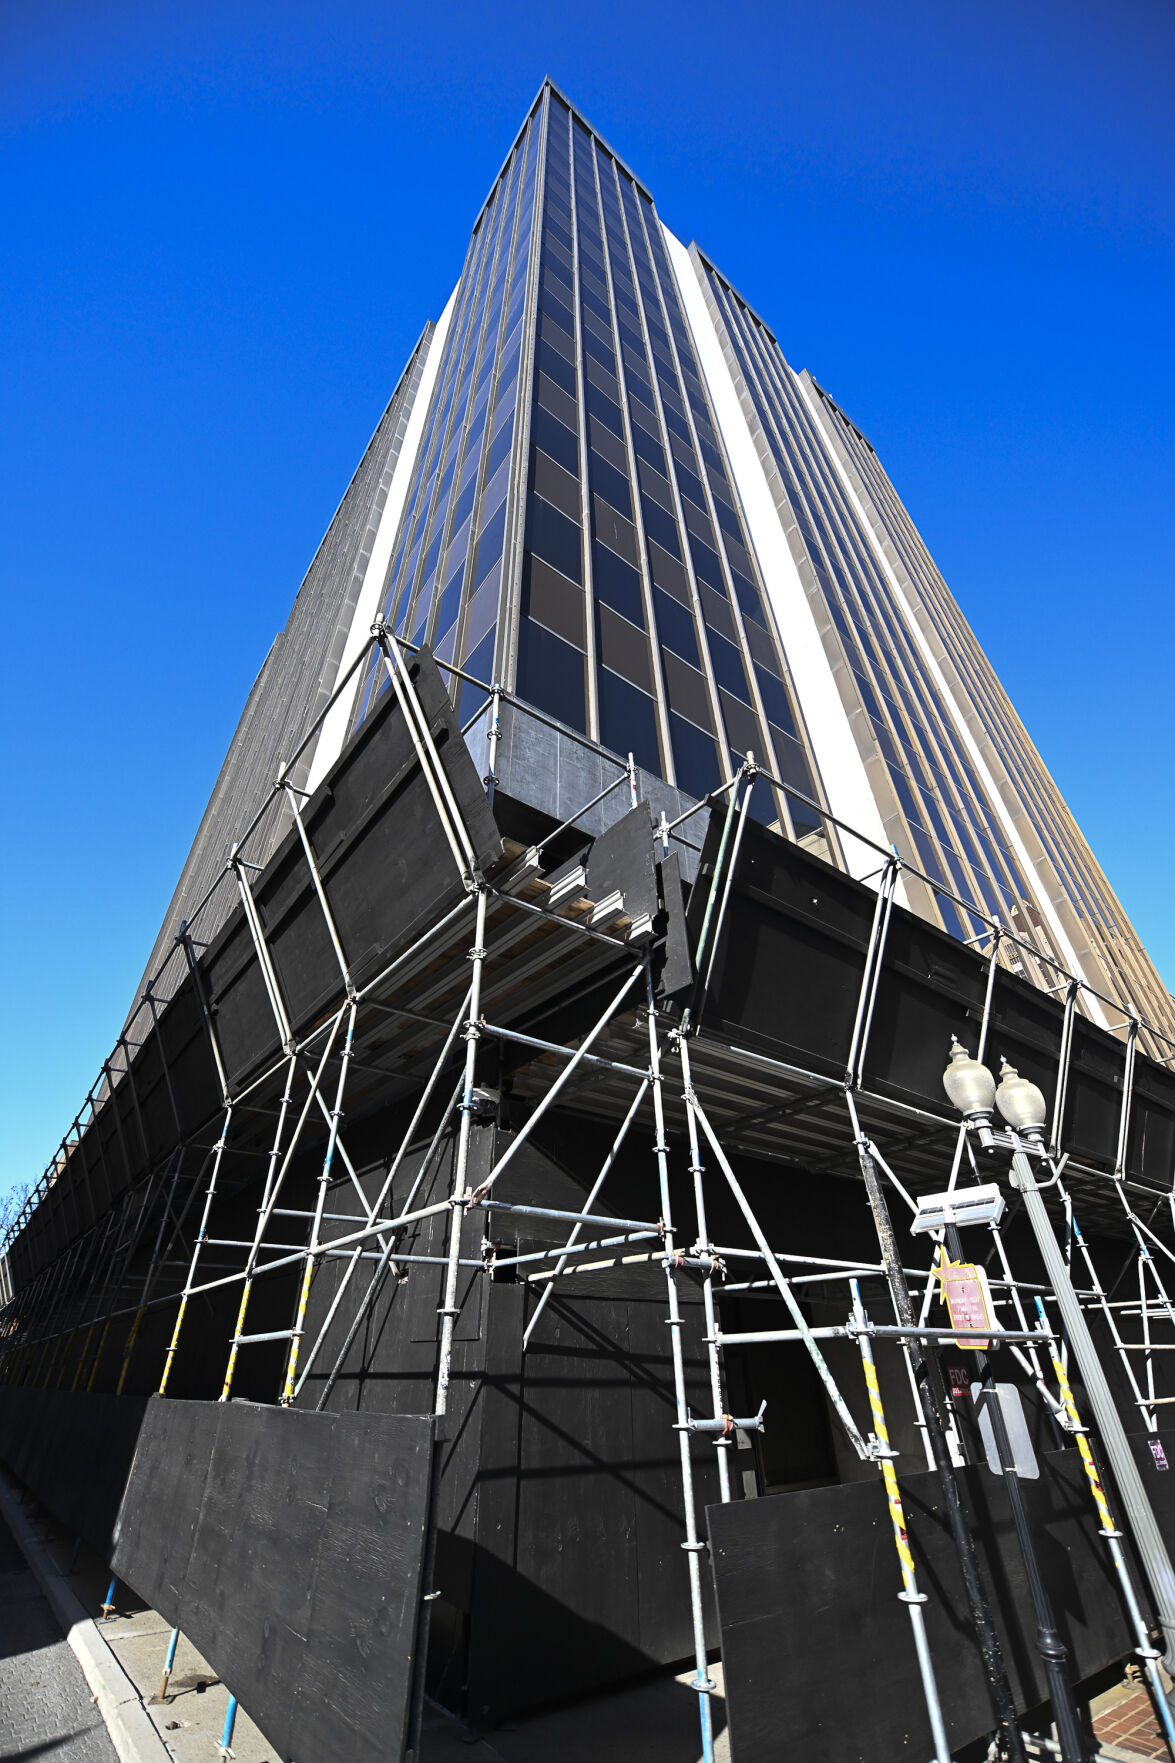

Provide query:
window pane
left=517, top=616, right=586, bottom=732
left=597, top=667, right=661, bottom=773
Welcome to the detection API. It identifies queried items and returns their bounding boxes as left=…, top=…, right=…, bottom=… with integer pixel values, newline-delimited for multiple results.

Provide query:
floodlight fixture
left=910, top=1184, right=1006, bottom=1235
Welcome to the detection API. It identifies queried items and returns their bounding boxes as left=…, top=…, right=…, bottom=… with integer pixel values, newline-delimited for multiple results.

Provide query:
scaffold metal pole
left=849, top=1279, right=952, bottom=1763
left=645, top=968, right=717, bottom=1763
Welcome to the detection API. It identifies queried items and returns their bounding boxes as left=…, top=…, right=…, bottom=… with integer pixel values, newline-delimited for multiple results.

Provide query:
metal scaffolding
left=6, top=626, right=1175, bottom=1763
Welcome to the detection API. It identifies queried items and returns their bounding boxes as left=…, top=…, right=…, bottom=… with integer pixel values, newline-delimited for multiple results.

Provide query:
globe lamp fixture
left=994, top=1058, right=1048, bottom=1138
left=942, top=1039, right=997, bottom=1122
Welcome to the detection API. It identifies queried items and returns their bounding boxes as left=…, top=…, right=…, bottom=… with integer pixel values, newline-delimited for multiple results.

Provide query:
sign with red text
left=941, top=1262, right=994, bottom=1351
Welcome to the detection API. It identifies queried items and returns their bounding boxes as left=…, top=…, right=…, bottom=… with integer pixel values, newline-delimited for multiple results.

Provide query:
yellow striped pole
left=220, top=1285, right=251, bottom=1403
left=85, top=1319, right=111, bottom=1392
left=115, top=1309, right=144, bottom=1396
left=71, top=1324, right=94, bottom=1391
left=157, top=1298, right=188, bottom=1397
left=53, top=1331, right=76, bottom=1388
left=281, top=1003, right=357, bottom=1407
left=1035, top=1297, right=1175, bottom=1759
left=850, top=1281, right=951, bottom=1763
left=157, top=1109, right=234, bottom=1397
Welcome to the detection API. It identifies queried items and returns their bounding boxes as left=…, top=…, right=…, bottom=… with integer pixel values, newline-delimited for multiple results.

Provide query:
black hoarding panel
left=685, top=812, right=1175, bottom=1157
left=708, top=1449, right=1137, bottom=1763
left=585, top=803, right=659, bottom=928
left=0, top=1390, right=148, bottom=1555
left=688, top=816, right=876, bottom=1076
left=112, top=1399, right=434, bottom=1763
left=11, top=650, right=503, bottom=1286
left=200, top=648, right=503, bottom=1090
left=656, top=851, right=693, bottom=998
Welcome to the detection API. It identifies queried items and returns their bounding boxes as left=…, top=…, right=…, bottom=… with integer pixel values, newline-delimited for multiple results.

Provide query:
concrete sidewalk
left=0, top=1504, right=116, bottom=1762
left=421, top=1668, right=729, bottom=1763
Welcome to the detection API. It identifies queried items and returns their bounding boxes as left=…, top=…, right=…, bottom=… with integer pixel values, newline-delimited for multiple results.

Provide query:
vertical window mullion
left=497, top=93, right=551, bottom=698
left=613, top=188, right=732, bottom=796
left=591, top=151, right=672, bottom=780
left=569, top=118, right=600, bottom=742
left=442, top=122, right=532, bottom=678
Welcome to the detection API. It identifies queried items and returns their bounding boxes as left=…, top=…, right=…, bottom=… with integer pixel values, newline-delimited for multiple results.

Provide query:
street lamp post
left=942, top=1049, right=1086, bottom=1761
left=943, top=1043, right=1175, bottom=1752
left=853, top=1118, right=1028, bottom=1763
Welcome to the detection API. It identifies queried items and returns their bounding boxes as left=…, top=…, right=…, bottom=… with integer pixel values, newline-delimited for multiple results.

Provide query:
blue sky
left=1, top=0, right=1172, bottom=1192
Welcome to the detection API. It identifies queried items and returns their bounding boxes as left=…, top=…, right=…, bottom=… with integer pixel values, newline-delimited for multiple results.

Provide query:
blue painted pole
left=157, top=1626, right=180, bottom=1702
left=100, top=1575, right=116, bottom=1619
left=219, top=1694, right=238, bottom=1757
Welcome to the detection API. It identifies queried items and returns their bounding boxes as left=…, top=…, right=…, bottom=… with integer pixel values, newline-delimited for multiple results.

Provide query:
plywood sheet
left=709, top=1446, right=1139, bottom=1763
left=112, top=1399, right=433, bottom=1763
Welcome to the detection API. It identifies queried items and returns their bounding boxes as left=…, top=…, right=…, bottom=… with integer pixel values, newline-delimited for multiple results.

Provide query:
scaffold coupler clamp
left=692, top=1240, right=725, bottom=1277
left=866, top=1432, right=899, bottom=1461
left=676, top=1401, right=766, bottom=1436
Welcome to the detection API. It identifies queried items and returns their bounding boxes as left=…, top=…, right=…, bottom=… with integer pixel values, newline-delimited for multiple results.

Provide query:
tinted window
left=517, top=616, right=586, bottom=732
left=593, top=541, right=645, bottom=626
left=597, top=667, right=661, bottom=773
left=526, top=496, right=582, bottom=584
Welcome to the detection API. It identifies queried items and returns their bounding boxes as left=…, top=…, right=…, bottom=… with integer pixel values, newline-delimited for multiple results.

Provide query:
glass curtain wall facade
left=327, top=76, right=1171, bottom=1047
left=348, top=101, right=542, bottom=729
left=803, top=375, right=1175, bottom=1048
left=691, top=252, right=1076, bottom=972
left=510, top=94, right=823, bottom=848
left=350, top=85, right=828, bottom=853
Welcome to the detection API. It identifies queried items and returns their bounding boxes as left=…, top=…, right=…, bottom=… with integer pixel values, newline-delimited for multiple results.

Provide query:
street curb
left=0, top=1470, right=171, bottom=1763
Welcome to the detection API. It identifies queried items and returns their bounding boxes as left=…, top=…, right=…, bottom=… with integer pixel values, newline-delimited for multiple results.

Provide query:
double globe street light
left=941, top=1039, right=1175, bottom=1733
left=943, top=1037, right=1048, bottom=1138
left=939, top=1040, right=1085, bottom=1761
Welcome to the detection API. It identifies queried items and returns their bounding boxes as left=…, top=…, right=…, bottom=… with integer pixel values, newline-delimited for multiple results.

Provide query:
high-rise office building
left=142, top=77, right=1173, bottom=1055
left=10, top=79, right=1175, bottom=1763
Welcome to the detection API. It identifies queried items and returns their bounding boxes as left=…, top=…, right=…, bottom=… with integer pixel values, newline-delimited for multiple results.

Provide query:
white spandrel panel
left=663, top=224, right=891, bottom=885
left=794, top=372, right=1107, bottom=1025
left=305, top=285, right=459, bottom=793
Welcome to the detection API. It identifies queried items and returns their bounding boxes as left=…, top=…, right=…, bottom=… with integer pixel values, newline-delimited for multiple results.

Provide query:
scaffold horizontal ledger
left=7, top=630, right=1175, bottom=1763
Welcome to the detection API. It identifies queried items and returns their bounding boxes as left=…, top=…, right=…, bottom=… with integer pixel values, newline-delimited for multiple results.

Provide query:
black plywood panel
left=112, top=1398, right=433, bottom=1763
left=689, top=816, right=878, bottom=1074
left=586, top=803, right=659, bottom=928
left=112, top=1394, right=217, bottom=1612
left=464, top=1129, right=718, bottom=1723
left=687, top=812, right=1175, bottom=1185
left=708, top=1447, right=1140, bottom=1763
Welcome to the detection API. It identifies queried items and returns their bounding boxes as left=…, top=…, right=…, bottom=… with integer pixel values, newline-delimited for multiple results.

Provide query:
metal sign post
left=937, top=1211, right=1087, bottom=1763
left=849, top=1111, right=1027, bottom=1763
